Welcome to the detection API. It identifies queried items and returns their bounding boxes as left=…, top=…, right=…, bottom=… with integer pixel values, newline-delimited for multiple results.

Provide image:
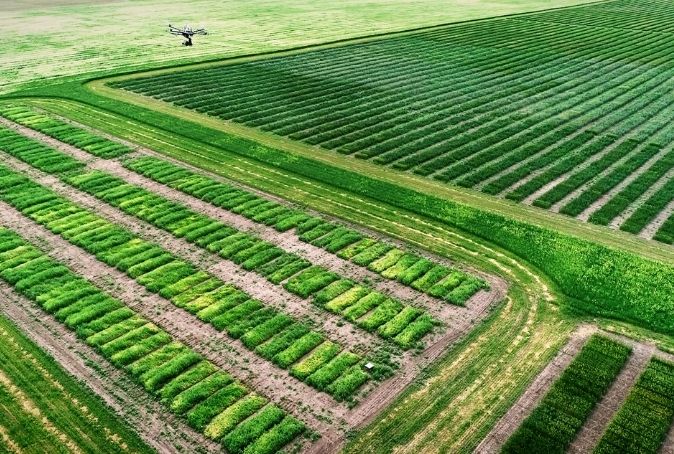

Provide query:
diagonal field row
left=109, top=0, right=674, bottom=245
left=0, top=105, right=504, bottom=451
left=0, top=106, right=488, bottom=307
left=0, top=227, right=307, bottom=454
left=481, top=328, right=674, bottom=454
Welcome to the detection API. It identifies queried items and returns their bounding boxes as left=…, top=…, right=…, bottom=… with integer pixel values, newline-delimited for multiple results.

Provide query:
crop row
left=0, top=165, right=373, bottom=400
left=558, top=143, right=662, bottom=217
left=62, top=169, right=437, bottom=349
left=594, top=358, right=674, bottom=453
left=588, top=149, right=674, bottom=226
left=0, top=105, right=132, bottom=159
left=502, top=335, right=631, bottom=453
left=0, top=227, right=305, bottom=454
left=108, top=2, right=674, bottom=246
left=123, top=155, right=487, bottom=305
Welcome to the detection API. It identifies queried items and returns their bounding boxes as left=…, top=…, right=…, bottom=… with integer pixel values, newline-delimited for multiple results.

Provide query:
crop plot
left=482, top=329, right=674, bottom=454
left=0, top=105, right=503, bottom=452
left=110, top=0, right=674, bottom=244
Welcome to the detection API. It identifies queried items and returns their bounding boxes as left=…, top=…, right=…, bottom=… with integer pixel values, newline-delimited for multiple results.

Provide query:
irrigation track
left=475, top=324, right=597, bottom=453
left=0, top=115, right=492, bottom=324
left=21, top=99, right=588, bottom=454
left=0, top=282, right=218, bottom=454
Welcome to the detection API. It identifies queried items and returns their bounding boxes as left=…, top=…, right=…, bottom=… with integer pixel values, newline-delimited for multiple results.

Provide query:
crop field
left=0, top=101, right=500, bottom=452
left=111, top=0, right=674, bottom=245
left=5, top=0, right=674, bottom=453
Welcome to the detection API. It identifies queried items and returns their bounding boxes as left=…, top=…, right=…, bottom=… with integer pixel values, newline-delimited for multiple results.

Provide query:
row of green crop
left=502, top=335, right=631, bottom=453
left=0, top=227, right=305, bottom=454
left=313, top=279, right=437, bottom=348
left=122, top=155, right=487, bottom=304
left=594, top=358, right=674, bottom=453
left=588, top=149, right=674, bottom=226
left=0, top=165, right=373, bottom=400
left=0, top=105, right=132, bottom=159
left=61, top=168, right=437, bottom=349
left=110, top=11, right=673, bottom=189
left=0, top=125, right=84, bottom=174
left=620, top=178, right=674, bottom=235
left=558, top=143, right=662, bottom=216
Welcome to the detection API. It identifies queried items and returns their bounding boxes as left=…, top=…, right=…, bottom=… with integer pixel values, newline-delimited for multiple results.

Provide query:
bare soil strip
left=0, top=116, right=492, bottom=313
left=0, top=283, right=218, bottom=454
left=568, top=340, right=654, bottom=453
left=474, top=324, right=597, bottom=453
left=577, top=145, right=673, bottom=221
left=0, top=205, right=342, bottom=439
left=609, top=165, right=674, bottom=229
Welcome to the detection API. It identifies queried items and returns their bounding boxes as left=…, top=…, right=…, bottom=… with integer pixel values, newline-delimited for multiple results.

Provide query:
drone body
left=168, top=24, right=207, bottom=46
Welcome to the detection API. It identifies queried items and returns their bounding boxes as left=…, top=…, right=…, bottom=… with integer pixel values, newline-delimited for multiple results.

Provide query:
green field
left=0, top=0, right=595, bottom=94
left=111, top=0, right=674, bottom=244
left=4, top=0, right=674, bottom=452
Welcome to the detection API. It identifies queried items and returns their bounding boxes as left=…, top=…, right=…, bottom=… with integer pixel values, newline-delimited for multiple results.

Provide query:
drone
left=169, top=24, right=207, bottom=46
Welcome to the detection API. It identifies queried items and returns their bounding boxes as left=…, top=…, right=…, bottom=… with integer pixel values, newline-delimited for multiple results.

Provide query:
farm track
left=0, top=203, right=343, bottom=442
left=0, top=283, right=217, bottom=454
left=474, top=324, right=596, bottom=453
left=0, top=115, right=487, bottom=321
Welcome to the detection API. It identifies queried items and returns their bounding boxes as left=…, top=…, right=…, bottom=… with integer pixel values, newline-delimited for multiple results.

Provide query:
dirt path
left=0, top=115, right=493, bottom=316
left=474, top=324, right=596, bottom=453
left=576, top=144, right=673, bottom=222
left=0, top=204, right=344, bottom=441
left=568, top=340, right=654, bottom=453
left=0, top=283, right=218, bottom=454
